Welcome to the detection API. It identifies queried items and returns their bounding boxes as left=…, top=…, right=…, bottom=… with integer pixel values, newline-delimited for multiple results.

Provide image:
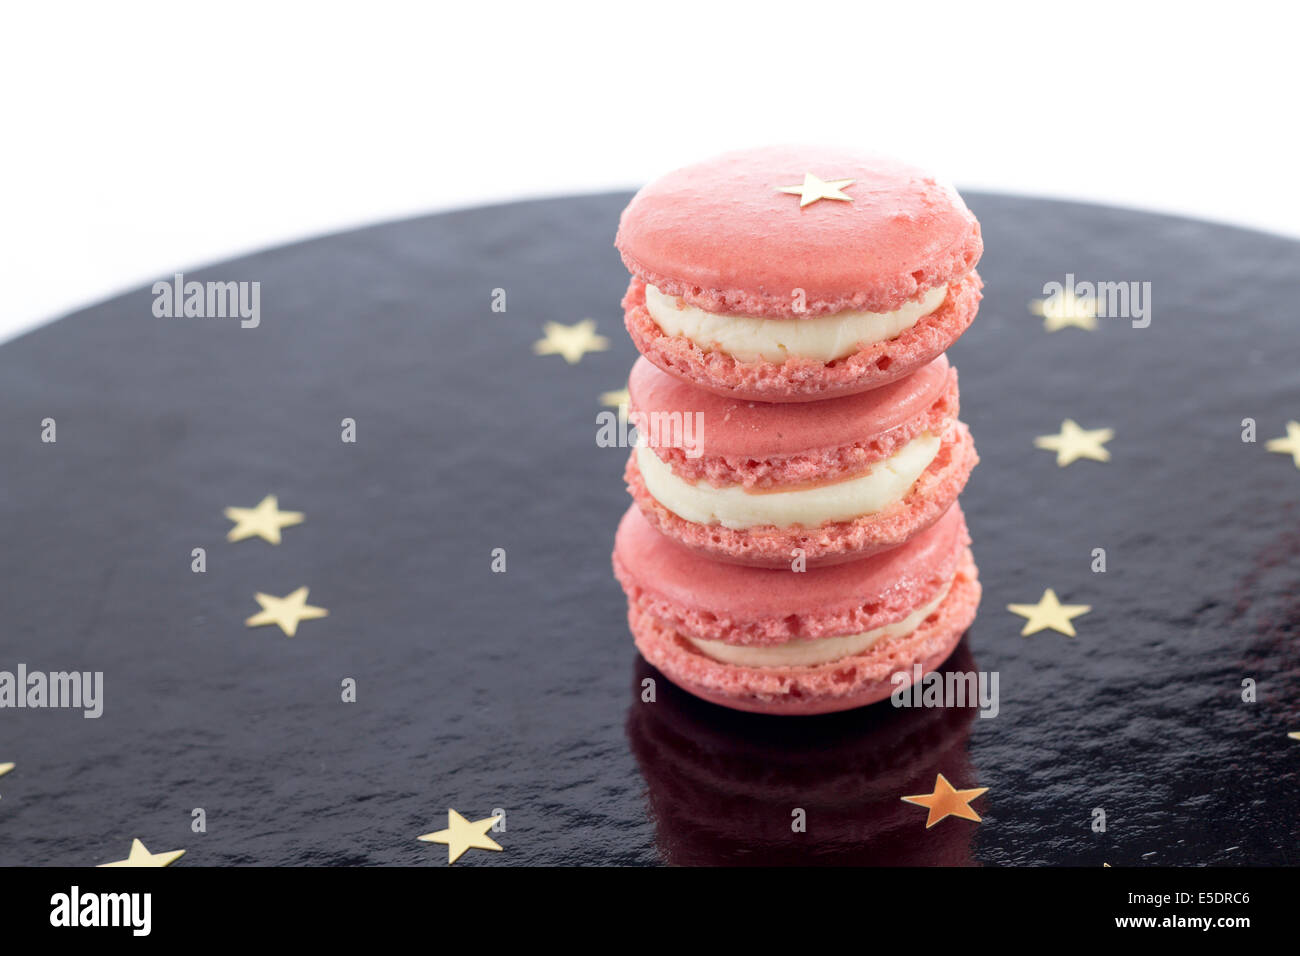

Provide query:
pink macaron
left=624, top=352, right=976, bottom=568
left=612, top=503, right=980, bottom=716
left=615, top=145, right=982, bottom=402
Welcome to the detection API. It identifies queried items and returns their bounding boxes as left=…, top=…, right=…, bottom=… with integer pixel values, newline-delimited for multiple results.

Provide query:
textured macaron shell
left=629, top=352, right=956, bottom=487
left=614, top=503, right=980, bottom=716
left=625, top=421, right=976, bottom=568
left=627, top=556, right=978, bottom=715
left=615, top=145, right=982, bottom=318
left=612, top=502, right=968, bottom=646
left=624, top=270, right=981, bottom=403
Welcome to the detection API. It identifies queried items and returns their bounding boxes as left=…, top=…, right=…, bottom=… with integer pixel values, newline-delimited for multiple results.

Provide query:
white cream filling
left=635, top=432, right=940, bottom=530
left=644, top=282, right=948, bottom=363
left=688, top=579, right=953, bottom=668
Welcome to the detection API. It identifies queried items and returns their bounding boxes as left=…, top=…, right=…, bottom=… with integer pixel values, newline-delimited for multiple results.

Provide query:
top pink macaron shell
left=628, top=351, right=953, bottom=461
left=615, top=145, right=982, bottom=318
left=613, top=503, right=965, bottom=643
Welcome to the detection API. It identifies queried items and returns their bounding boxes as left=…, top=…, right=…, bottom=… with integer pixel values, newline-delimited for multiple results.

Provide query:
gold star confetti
left=1288, top=731, right=1300, bottom=741
left=418, top=809, right=503, bottom=865
left=1034, top=419, right=1113, bottom=466
left=599, top=387, right=629, bottom=409
left=98, top=839, right=185, bottom=868
left=1008, top=588, right=1092, bottom=637
left=0, top=762, right=12, bottom=778
left=224, top=495, right=304, bottom=545
left=533, top=319, right=609, bottom=364
left=775, top=173, right=855, bottom=208
left=901, top=774, right=988, bottom=828
left=1265, top=421, right=1300, bottom=469
left=1029, top=291, right=1099, bottom=332
left=244, top=587, right=328, bottom=637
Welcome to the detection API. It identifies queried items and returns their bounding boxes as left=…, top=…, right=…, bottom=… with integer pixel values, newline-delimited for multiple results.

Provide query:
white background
left=3, top=1, right=1295, bottom=344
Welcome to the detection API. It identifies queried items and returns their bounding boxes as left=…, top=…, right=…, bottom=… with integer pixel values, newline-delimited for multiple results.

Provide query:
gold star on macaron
left=418, top=809, right=504, bottom=865
left=775, top=173, right=855, bottom=208
left=0, top=762, right=12, bottom=779
left=1034, top=419, right=1113, bottom=466
left=224, top=495, right=304, bottom=545
left=244, top=587, right=328, bottom=637
left=1008, top=588, right=1091, bottom=637
left=1029, top=291, right=1099, bottom=332
left=1265, top=421, right=1300, bottom=469
left=902, top=774, right=988, bottom=828
left=98, top=838, right=185, bottom=868
left=599, top=387, right=629, bottom=409
left=533, top=319, right=609, bottom=364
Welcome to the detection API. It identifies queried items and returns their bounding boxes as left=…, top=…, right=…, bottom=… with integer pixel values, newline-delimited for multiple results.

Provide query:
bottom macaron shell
left=623, top=271, right=981, bottom=403
left=629, top=549, right=980, bottom=716
left=626, top=422, right=977, bottom=568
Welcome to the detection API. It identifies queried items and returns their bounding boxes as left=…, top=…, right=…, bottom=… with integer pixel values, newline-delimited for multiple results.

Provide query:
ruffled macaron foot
left=624, top=271, right=982, bottom=403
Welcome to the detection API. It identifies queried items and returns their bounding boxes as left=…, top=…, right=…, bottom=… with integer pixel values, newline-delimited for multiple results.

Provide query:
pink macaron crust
left=613, top=504, right=979, bottom=716
left=615, top=145, right=983, bottom=402
left=624, top=352, right=977, bottom=567
left=615, top=503, right=967, bottom=645
left=615, top=146, right=983, bottom=318
left=623, top=271, right=981, bottom=403
left=631, top=352, right=958, bottom=489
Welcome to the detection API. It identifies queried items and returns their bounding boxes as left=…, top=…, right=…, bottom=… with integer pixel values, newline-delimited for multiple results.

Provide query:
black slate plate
left=0, top=193, right=1298, bottom=867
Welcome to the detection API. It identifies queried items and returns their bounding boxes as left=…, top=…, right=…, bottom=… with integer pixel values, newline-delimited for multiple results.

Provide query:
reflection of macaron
left=612, top=503, right=979, bottom=715
left=615, top=145, right=982, bottom=402
left=624, top=353, right=976, bottom=567
left=626, top=644, right=981, bottom=865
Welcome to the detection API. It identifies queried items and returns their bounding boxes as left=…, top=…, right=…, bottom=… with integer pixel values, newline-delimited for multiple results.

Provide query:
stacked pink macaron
left=611, top=146, right=984, bottom=715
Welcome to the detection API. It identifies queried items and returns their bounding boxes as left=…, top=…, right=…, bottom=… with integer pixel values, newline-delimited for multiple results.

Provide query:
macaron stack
left=611, top=146, right=983, bottom=715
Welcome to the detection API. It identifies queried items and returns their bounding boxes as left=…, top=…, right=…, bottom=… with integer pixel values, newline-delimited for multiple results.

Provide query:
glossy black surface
left=0, top=193, right=1297, bottom=866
